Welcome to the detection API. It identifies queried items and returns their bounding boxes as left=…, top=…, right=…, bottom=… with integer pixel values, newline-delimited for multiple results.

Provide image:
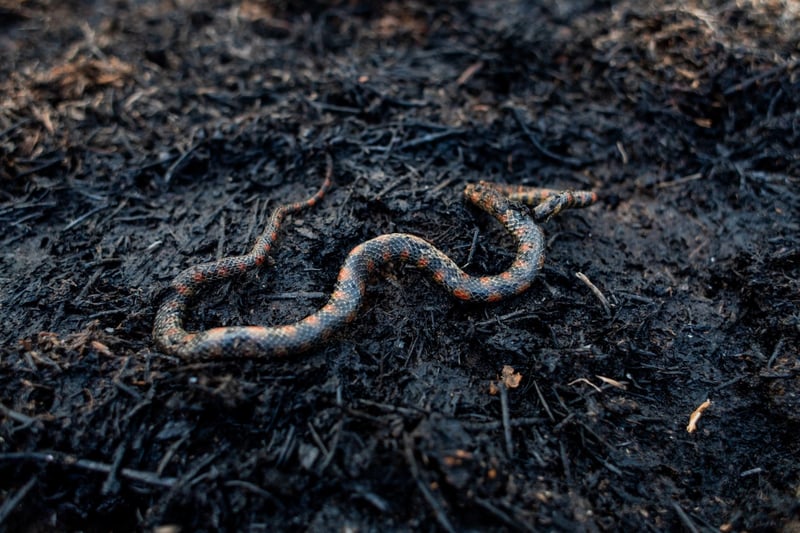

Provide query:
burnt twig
left=403, top=433, right=456, bottom=533
left=0, top=451, right=176, bottom=488
left=508, top=106, right=592, bottom=168
left=0, top=477, right=37, bottom=526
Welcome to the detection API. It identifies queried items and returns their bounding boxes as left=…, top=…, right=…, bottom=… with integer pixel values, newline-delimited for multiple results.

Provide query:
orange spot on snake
left=338, top=266, right=353, bottom=282
left=282, top=325, right=299, bottom=338
left=453, top=288, right=470, bottom=300
left=175, top=284, right=191, bottom=296
left=486, top=292, right=503, bottom=303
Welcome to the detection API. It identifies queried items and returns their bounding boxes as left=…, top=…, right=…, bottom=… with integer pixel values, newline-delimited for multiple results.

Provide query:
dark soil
left=1, top=1, right=798, bottom=531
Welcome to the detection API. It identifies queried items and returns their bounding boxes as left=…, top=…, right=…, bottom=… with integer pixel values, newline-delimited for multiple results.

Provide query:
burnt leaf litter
left=1, top=0, right=798, bottom=531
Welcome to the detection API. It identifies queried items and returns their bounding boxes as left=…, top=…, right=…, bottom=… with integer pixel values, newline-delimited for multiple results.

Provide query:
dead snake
left=153, top=156, right=597, bottom=358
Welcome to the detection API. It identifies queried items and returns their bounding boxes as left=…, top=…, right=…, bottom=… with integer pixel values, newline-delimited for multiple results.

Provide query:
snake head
left=464, top=181, right=528, bottom=219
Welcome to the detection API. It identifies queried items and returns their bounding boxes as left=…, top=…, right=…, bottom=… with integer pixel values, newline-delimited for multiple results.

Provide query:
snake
left=153, top=155, right=597, bottom=358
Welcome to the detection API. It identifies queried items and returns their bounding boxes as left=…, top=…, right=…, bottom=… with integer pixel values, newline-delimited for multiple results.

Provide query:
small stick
left=767, top=337, right=785, bottom=370
left=723, top=60, right=799, bottom=96
left=0, top=476, right=36, bottom=525
left=403, top=433, right=456, bottom=533
left=156, top=435, right=188, bottom=476
left=456, top=61, right=484, bottom=85
left=568, top=377, right=602, bottom=393
left=686, top=399, right=712, bottom=433
left=164, top=136, right=204, bottom=183
left=508, top=107, right=589, bottom=168
left=101, top=441, right=127, bottom=495
left=63, top=205, right=109, bottom=231
left=216, top=213, right=226, bottom=260
left=532, top=379, right=555, bottom=422
left=657, top=172, right=702, bottom=188
left=307, top=421, right=330, bottom=458
left=463, top=228, right=480, bottom=268
left=575, top=271, right=611, bottom=316
left=499, top=381, right=514, bottom=457
left=318, top=420, right=342, bottom=473
left=266, top=291, right=327, bottom=300
left=616, top=141, right=629, bottom=164
left=671, top=501, right=700, bottom=533
left=474, top=309, right=528, bottom=327
left=0, top=452, right=176, bottom=488
left=224, top=480, right=284, bottom=508
left=0, top=403, right=41, bottom=428
left=740, top=467, right=764, bottom=477
left=397, top=129, right=465, bottom=151
left=462, top=416, right=546, bottom=431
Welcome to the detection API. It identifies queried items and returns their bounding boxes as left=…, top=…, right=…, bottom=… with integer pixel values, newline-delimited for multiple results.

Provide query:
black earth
left=1, top=1, right=798, bottom=531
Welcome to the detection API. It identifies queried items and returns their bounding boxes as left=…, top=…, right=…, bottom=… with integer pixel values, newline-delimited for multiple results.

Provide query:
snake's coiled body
left=153, top=159, right=597, bottom=358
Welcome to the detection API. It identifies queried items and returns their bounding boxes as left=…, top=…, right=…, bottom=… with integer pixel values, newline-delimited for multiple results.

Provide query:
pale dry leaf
left=686, top=398, right=712, bottom=433
left=501, top=365, right=522, bottom=388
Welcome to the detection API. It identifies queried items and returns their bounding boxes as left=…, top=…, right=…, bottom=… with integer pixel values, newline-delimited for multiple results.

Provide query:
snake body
left=153, top=159, right=597, bottom=358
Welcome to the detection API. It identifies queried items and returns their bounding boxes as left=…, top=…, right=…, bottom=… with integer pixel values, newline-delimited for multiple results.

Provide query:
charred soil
left=1, top=0, right=798, bottom=531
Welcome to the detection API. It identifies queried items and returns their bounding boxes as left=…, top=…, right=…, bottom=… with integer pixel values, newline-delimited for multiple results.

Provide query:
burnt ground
left=1, top=0, right=799, bottom=531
